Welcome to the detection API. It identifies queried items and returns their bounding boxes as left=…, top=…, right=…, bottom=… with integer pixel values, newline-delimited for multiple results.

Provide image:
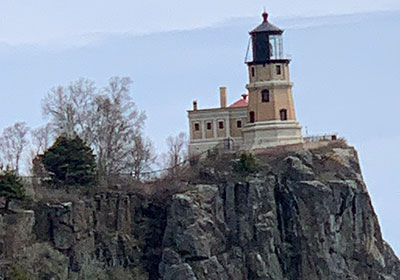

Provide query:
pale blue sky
left=0, top=0, right=399, bottom=46
left=1, top=2, right=399, bottom=254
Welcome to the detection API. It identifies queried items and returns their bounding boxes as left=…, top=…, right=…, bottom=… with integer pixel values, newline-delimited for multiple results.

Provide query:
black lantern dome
left=250, top=12, right=283, bottom=34
left=247, top=12, right=287, bottom=65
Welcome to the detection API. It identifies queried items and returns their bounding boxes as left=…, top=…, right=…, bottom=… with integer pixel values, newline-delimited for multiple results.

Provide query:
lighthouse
left=187, top=12, right=303, bottom=156
left=242, top=12, right=303, bottom=149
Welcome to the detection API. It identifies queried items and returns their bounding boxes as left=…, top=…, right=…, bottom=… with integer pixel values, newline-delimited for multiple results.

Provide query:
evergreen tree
left=233, top=153, right=258, bottom=176
left=42, top=136, right=96, bottom=186
left=0, top=170, right=25, bottom=210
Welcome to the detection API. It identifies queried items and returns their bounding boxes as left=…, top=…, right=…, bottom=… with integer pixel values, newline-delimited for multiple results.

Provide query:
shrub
left=13, top=243, right=69, bottom=280
left=42, top=136, right=96, bottom=187
left=75, top=253, right=107, bottom=280
left=0, top=170, right=24, bottom=210
left=233, top=153, right=258, bottom=176
left=8, top=265, right=31, bottom=280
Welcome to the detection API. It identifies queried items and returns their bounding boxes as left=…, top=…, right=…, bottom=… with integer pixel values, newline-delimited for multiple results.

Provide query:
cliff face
left=2, top=142, right=399, bottom=280
left=160, top=145, right=400, bottom=279
left=31, top=194, right=167, bottom=279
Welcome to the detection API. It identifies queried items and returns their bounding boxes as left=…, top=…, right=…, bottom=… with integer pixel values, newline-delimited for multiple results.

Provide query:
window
left=237, top=120, right=242, bottom=128
left=251, top=67, right=255, bottom=77
left=206, top=122, right=212, bottom=130
left=249, top=111, right=255, bottom=123
left=194, top=123, right=200, bottom=131
left=218, top=121, right=224, bottom=129
left=269, top=35, right=283, bottom=59
left=261, top=90, right=270, bottom=103
left=280, top=109, right=288, bottom=121
left=276, top=65, right=282, bottom=75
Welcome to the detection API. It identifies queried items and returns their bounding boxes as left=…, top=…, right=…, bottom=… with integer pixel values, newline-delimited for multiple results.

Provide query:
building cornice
left=188, top=108, right=247, bottom=120
left=188, top=106, right=247, bottom=114
left=242, top=120, right=302, bottom=132
left=246, top=80, right=293, bottom=90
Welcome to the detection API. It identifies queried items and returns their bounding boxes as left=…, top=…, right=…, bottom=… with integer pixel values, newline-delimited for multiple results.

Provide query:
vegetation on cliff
left=0, top=169, right=24, bottom=210
left=42, top=135, right=96, bottom=187
left=0, top=77, right=187, bottom=183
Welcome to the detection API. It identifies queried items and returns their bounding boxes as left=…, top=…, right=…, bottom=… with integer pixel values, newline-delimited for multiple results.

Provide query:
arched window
left=280, top=109, right=288, bottom=121
left=249, top=111, right=255, bottom=123
left=261, top=90, right=270, bottom=103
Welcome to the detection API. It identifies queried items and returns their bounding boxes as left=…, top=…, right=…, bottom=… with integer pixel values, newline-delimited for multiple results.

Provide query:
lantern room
left=247, top=12, right=286, bottom=64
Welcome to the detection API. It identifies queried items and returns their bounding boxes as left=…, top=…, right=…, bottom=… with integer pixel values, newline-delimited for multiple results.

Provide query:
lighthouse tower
left=242, top=12, right=303, bottom=149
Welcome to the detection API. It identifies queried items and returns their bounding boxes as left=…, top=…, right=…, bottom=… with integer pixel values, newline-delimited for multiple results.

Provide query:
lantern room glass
left=269, top=35, right=283, bottom=59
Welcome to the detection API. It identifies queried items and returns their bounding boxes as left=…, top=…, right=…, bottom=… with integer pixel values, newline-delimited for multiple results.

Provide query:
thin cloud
left=0, top=9, right=399, bottom=50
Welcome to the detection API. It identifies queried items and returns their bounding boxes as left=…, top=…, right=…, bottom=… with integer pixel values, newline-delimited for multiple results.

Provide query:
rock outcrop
left=31, top=194, right=166, bottom=279
left=1, top=142, right=399, bottom=279
left=159, top=144, right=400, bottom=279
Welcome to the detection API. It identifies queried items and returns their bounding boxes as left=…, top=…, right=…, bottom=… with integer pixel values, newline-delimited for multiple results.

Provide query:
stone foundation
left=242, top=120, right=303, bottom=150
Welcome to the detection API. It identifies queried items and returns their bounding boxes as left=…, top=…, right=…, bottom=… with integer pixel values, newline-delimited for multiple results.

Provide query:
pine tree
left=0, top=170, right=25, bottom=210
left=42, top=136, right=96, bottom=186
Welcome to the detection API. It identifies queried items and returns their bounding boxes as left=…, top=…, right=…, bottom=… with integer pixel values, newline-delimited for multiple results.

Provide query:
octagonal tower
left=242, top=12, right=303, bottom=149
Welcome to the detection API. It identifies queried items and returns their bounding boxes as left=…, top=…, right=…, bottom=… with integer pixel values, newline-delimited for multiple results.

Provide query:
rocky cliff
left=1, top=141, right=399, bottom=279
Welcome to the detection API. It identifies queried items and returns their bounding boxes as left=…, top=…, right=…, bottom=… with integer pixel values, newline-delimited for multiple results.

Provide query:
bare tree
left=42, top=78, right=96, bottom=142
left=0, top=122, right=30, bottom=173
left=92, top=77, right=146, bottom=177
left=42, top=76, right=148, bottom=180
left=31, top=123, right=53, bottom=155
left=126, top=135, right=156, bottom=180
left=24, top=124, right=54, bottom=175
left=162, top=132, right=188, bottom=177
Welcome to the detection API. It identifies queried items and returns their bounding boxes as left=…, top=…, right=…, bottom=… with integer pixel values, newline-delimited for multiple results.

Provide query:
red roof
left=229, top=94, right=248, bottom=108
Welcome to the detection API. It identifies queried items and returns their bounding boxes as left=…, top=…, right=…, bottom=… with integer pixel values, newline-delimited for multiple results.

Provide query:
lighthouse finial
left=262, top=10, right=268, bottom=22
